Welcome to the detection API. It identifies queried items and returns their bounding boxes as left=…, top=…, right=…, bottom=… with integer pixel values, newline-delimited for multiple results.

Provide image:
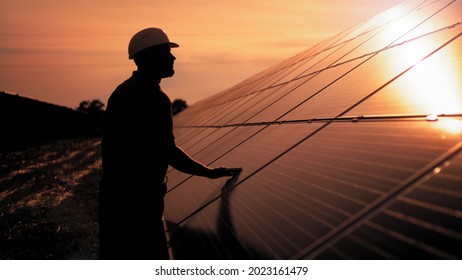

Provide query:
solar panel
left=165, top=0, right=462, bottom=259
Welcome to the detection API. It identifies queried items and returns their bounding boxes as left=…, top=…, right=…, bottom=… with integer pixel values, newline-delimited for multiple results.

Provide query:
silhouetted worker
left=99, top=27, right=242, bottom=260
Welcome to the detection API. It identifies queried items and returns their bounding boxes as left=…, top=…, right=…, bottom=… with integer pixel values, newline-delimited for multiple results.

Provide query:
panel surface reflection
left=167, top=121, right=462, bottom=259
left=314, top=149, right=462, bottom=259
left=167, top=0, right=462, bottom=260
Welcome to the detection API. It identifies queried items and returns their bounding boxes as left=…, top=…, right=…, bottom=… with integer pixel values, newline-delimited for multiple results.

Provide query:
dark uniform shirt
left=101, top=70, right=175, bottom=186
left=99, top=70, right=173, bottom=259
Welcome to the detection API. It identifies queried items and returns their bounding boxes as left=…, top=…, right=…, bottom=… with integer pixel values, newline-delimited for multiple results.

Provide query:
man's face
left=135, top=44, right=176, bottom=78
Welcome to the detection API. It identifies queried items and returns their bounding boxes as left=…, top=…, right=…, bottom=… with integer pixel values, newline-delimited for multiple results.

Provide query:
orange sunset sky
left=1, top=0, right=405, bottom=109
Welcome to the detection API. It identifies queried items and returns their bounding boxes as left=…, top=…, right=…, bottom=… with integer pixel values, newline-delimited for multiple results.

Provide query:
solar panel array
left=164, top=0, right=462, bottom=259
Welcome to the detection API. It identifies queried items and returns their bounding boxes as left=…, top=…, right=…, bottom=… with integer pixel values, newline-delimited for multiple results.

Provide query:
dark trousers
left=98, top=177, right=168, bottom=260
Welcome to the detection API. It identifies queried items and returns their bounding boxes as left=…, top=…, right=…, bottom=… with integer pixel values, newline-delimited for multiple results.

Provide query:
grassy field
left=0, top=138, right=101, bottom=259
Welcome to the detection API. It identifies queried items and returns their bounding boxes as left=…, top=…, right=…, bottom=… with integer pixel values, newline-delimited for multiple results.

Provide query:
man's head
left=132, top=44, right=176, bottom=78
left=128, top=28, right=179, bottom=78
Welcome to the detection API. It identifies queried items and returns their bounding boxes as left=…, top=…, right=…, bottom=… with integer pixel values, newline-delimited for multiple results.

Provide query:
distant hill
left=0, top=91, right=92, bottom=151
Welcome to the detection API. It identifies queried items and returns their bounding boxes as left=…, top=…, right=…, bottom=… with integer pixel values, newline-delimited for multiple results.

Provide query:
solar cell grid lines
left=165, top=0, right=462, bottom=259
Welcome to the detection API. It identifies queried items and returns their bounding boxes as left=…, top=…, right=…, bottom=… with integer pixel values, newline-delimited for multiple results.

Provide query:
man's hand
left=207, top=167, right=242, bottom=179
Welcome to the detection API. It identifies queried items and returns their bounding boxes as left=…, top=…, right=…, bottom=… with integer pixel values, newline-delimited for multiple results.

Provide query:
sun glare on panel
left=383, top=12, right=462, bottom=134
left=408, top=40, right=462, bottom=134
left=401, top=45, right=462, bottom=113
left=437, top=119, right=462, bottom=135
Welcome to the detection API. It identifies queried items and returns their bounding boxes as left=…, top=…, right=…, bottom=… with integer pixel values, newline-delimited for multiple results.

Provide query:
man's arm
left=169, top=145, right=242, bottom=178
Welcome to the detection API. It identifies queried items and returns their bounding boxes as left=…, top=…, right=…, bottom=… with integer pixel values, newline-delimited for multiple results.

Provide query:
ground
left=0, top=138, right=101, bottom=259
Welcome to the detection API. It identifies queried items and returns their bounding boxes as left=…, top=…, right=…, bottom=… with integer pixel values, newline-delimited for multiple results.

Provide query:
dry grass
left=0, top=138, right=101, bottom=259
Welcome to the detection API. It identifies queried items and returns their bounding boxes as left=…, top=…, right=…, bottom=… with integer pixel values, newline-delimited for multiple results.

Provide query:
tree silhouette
left=77, top=100, right=105, bottom=115
left=77, top=99, right=105, bottom=136
left=172, top=99, right=188, bottom=115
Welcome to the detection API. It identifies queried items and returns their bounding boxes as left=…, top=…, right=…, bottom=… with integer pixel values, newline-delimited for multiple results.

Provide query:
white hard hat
left=128, top=27, right=179, bottom=59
